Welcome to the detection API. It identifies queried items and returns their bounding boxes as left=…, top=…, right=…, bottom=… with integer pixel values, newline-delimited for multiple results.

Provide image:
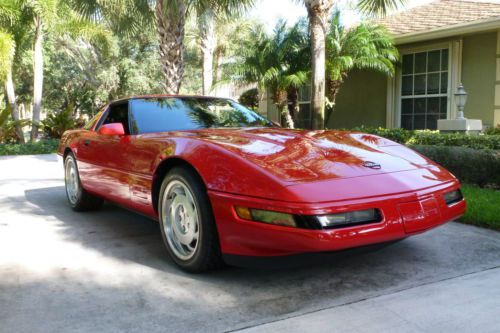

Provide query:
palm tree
left=302, top=0, right=405, bottom=129
left=73, top=0, right=254, bottom=95
left=325, top=11, right=398, bottom=123
left=0, top=1, right=25, bottom=143
left=230, top=21, right=310, bottom=128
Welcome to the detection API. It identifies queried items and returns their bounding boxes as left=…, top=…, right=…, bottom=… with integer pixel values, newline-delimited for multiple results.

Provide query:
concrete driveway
left=0, top=154, right=499, bottom=333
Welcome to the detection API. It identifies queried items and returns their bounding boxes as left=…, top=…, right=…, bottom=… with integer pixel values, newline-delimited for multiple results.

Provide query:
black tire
left=158, top=166, right=223, bottom=272
left=64, top=152, right=104, bottom=212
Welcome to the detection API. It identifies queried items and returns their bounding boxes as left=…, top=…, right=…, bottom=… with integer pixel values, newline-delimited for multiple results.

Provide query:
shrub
left=0, top=107, right=30, bottom=144
left=0, top=139, right=60, bottom=156
left=42, top=105, right=84, bottom=139
left=411, top=145, right=500, bottom=188
left=348, top=126, right=500, bottom=150
left=485, top=125, right=500, bottom=135
left=238, top=88, right=259, bottom=111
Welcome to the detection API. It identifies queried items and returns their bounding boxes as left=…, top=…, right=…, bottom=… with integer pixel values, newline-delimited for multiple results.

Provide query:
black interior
left=101, top=102, right=130, bottom=135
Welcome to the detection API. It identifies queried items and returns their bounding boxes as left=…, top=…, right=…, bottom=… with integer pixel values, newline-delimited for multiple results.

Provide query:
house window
left=400, top=49, right=449, bottom=130
left=296, top=86, right=311, bottom=129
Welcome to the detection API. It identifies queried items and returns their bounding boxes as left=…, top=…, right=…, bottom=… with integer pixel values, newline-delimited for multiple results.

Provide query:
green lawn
left=460, top=184, right=500, bottom=231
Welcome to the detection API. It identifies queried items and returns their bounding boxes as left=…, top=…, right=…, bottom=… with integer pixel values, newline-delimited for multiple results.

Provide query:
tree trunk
left=287, top=86, right=300, bottom=125
left=305, top=0, right=334, bottom=130
left=325, top=77, right=344, bottom=126
left=31, top=15, right=44, bottom=141
left=273, top=90, right=294, bottom=129
left=4, top=71, right=25, bottom=144
left=199, top=10, right=216, bottom=95
left=155, top=0, right=187, bottom=94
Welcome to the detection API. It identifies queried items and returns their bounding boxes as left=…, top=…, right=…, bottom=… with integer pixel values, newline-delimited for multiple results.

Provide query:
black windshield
left=129, top=97, right=273, bottom=134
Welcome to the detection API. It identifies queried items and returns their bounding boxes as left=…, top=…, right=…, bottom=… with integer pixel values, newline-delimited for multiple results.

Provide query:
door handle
left=84, top=139, right=91, bottom=146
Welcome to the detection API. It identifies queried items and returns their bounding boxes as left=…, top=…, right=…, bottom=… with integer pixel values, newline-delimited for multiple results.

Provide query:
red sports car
left=58, top=95, right=466, bottom=272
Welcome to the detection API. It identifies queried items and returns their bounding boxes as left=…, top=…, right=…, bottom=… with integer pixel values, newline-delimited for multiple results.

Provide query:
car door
left=84, top=102, right=133, bottom=204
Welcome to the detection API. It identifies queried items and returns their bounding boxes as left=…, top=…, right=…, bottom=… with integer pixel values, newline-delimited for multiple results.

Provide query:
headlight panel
left=443, top=189, right=463, bottom=206
left=235, top=206, right=382, bottom=230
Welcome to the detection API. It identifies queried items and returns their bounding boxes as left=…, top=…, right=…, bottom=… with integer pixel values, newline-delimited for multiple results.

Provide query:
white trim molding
left=394, top=17, right=500, bottom=45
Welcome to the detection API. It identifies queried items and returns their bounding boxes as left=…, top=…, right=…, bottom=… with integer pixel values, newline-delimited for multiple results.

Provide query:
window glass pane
left=402, top=76, right=413, bottom=95
left=402, top=54, right=414, bottom=74
left=414, top=74, right=426, bottom=95
left=299, top=86, right=311, bottom=102
left=401, top=99, right=413, bottom=115
left=427, top=97, right=440, bottom=114
left=415, top=98, right=426, bottom=114
left=440, top=72, right=448, bottom=93
left=297, top=103, right=311, bottom=129
left=414, top=115, right=426, bottom=129
left=427, top=73, right=440, bottom=94
left=440, top=97, right=447, bottom=115
left=426, top=114, right=439, bottom=130
left=441, top=49, right=448, bottom=70
left=415, top=52, right=427, bottom=73
left=129, top=98, right=272, bottom=134
left=427, top=50, right=441, bottom=72
left=401, top=115, right=413, bottom=130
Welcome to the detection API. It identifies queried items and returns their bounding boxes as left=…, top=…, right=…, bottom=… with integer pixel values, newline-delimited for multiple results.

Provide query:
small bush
left=348, top=126, right=500, bottom=150
left=485, top=125, right=500, bottom=135
left=238, top=88, right=259, bottom=111
left=411, top=145, right=500, bottom=188
left=42, top=105, right=84, bottom=139
left=0, top=139, right=60, bottom=156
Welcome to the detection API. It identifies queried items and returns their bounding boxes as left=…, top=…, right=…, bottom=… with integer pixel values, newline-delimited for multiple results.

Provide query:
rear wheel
left=64, top=153, right=103, bottom=211
left=158, top=167, right=222, bottom=272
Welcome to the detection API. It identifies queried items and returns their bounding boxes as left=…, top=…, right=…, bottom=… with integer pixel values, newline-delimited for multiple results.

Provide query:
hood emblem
left=363, top=161, right=381, bottom=169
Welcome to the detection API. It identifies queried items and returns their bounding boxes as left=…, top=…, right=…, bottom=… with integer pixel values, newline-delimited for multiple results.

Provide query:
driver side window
left=100, top=102, right=131, bottom=135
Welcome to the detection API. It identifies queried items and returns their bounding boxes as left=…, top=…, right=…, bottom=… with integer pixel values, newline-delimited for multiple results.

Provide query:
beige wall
left=462, top=32, right=497, bottom=126
left=327, top=70, right=388, bottom=129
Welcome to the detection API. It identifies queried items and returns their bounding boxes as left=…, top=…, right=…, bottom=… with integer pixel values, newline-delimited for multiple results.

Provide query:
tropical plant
left=302, top=0, right=405, bottom=129
left=0, top=0, right=112, bottom=141
left=41, top=104, right=84, bottom=138
left=0, top=106, right=30, bottom=144
left=238, top=87, right=259, bottom=110
left=0, top=1, right=25, bottom=143
left=325, top=11, right=398, bottom=123
left=229, top=21, right=310, bottom=128
left=73, top=0, right=254, bottom=95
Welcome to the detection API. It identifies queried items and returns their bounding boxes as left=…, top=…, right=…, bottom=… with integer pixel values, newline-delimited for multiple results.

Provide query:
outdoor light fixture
left=454, top=83, right=468, bottom=120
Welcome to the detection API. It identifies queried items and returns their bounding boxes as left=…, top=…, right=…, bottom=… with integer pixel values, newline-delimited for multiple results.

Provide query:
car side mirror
left=98, top=123, right=125, bottom=136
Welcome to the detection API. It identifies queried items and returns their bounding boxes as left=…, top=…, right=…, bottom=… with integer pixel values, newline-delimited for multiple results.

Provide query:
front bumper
left=208, top=181, right=466, bottom=257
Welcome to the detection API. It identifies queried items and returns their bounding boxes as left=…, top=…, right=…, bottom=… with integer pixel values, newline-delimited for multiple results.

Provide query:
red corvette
left=58, top=95, right=466, bottom=272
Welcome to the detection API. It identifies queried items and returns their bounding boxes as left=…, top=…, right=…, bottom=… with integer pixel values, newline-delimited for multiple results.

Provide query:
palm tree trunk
left=155, top=0, right=187, bottom=94
left=287, top=86, right=300, bottom=125
left=325, top=78, right=342, bottom=126
left=31, top=15, right=43, bottom=141
left=273, top=90, right=294, bottom=129
left=4, top=71, right=25, bottom=144
left=305, top=0, right=334, bottom=130
left=199, top=10, right=216, bottom=95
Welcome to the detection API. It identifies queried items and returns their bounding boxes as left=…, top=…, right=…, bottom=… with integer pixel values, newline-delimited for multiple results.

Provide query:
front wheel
left=64, top=153, right=103, bottom=211
left=158, top=167, right=222, bottom=272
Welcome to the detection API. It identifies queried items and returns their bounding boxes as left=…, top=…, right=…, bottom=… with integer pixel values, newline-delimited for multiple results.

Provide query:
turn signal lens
left=234, top=206, right=297, bottom=227
left=317, top=209, right=381, bottom=228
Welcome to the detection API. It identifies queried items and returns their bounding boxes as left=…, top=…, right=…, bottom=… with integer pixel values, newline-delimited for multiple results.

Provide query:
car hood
left=163, top=127, right=435, bottom=184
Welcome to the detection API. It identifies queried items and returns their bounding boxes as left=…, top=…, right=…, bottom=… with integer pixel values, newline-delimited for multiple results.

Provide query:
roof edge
left=393, top=15, right=500, bottom=45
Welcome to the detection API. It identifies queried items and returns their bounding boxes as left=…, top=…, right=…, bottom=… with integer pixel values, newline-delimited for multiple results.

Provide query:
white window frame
left=386, top=39, right=463, bottom=128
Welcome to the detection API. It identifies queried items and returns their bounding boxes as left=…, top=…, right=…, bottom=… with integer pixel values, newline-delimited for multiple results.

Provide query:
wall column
left=494, top=30, right=500, bottom=127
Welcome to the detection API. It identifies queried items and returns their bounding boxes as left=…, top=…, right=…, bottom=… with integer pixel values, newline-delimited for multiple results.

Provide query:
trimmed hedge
left=349, top=127, right=500, bottom=150
left=0, top=139, right=60, bottom=156
left=411, top=145, right=500, bottom=188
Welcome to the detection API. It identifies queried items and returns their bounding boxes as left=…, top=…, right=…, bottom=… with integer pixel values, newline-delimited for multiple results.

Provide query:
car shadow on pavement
left=1, top=184, right=497, bottom=331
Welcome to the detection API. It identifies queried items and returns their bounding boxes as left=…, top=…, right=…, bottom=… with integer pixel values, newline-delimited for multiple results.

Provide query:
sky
left=249, top=0, right=435, bottom=31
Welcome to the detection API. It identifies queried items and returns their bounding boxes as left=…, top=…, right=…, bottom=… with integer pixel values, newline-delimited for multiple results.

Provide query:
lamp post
left=454, top=83, right=467, bottom=120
